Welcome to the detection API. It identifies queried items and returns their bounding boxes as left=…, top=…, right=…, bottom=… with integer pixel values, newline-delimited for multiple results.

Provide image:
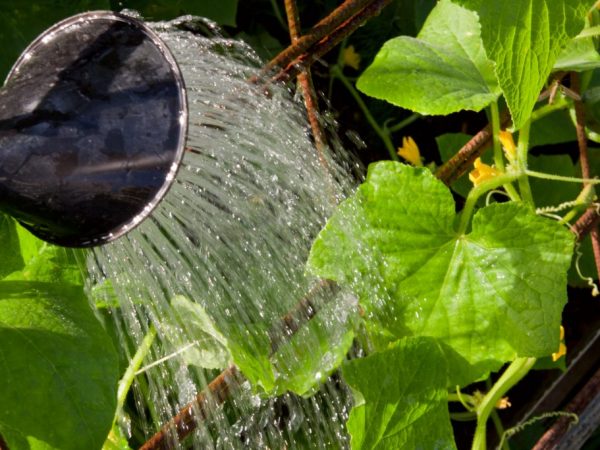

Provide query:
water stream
left=86, top=15, right=360, bottom=449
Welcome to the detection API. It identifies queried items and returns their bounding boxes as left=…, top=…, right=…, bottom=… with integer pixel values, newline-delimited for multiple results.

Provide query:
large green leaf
left=455, top=0, right=592, bottom=129
left=0, top=281, right=118, bottom=450
left=343, top=337, right=456, bottom=450
left=227, top=284, right=358, bottom=396
left=308, top=162, right=573, bottom=384
left=270, top=287, right=358, bottom=395
left=0, top=228, right=118, bottom=450
left=357, top=0, right=500, bottom=115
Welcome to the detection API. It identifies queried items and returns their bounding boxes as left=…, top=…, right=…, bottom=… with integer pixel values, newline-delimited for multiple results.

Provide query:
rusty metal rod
left=532, top=365, right=600, bottom=450
left=271, top=0, right=393, bottom=83
left=263, top=0, right=375, bottom=75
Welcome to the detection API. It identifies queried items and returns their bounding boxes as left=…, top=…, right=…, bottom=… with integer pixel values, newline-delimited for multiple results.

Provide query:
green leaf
left=454, top=0, right=592, bottom=129
left=270, top=287, right=359, bottom=395
left=0, top=215, right=24, bottom=279
left=529, top=109, right=577, bottom=148
left=161, top=295, right=231, bottom=370
left=0, top=281, right=119, bottom=450
left=227, top=285, right=358, bottom=396
left=554, top=36, right=600, bottom=72
left=357, top=0, right=500, bottom=115
left=0, top=227, right=117, bottom=449
left=343, top=337, right=456, bottom=450
left=102, top=423, right=133, bottom=450
left=308, top=162, right=573, bottom=385
left=529, top=154, right=581, bottom=208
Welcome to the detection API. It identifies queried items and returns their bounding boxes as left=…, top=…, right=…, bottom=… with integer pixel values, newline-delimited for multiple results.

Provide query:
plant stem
left=471, top=357, right=536, bottom=450
left=485, top=377, right=510, bottom=450
left=572, top=71, right=600, bottom=285
left=116, top=325, right=157, bottom=418
left=525, top=170, right=600, bottom=184
left=448, top=392, right=476, bottom=405
left=457, top=173, right=521, bottom=235
left=490, top=102, right=505, bottom=172
left=530, top=96, right=569, bottom=123
left=387, top=113, right=420, bottom=133
left=490, top=101, right=520, bottom=201
left=331, top=65, right=398, bottom=160
left=491, top=410, right=511, bottom=450
left=516, top=120, right=534, bottom=207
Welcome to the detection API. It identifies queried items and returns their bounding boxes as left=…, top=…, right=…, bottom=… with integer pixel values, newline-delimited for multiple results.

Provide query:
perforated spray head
left=0, top=11, right=187, bottom=247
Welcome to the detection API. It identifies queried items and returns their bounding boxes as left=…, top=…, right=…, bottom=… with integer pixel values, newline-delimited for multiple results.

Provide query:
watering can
left=0, top=11, right=188, bottom=247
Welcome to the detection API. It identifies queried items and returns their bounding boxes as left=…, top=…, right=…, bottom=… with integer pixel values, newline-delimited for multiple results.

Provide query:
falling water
left=85, top=15, right=360, bottom=449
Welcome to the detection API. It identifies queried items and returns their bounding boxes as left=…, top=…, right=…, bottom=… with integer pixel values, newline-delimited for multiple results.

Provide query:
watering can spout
left=0, top=11, right=187, bottom=247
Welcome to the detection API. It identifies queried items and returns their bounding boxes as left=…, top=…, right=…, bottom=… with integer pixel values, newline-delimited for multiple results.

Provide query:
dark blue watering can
left=0, top=11, right=188, bottom=247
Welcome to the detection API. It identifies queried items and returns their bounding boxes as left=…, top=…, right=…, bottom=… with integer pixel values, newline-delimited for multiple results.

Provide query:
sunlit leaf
left=161, top=295, right=231, bottom=370
left=554, top=35, right=600, bottom=72
left=454, top=0, right=593, bottom=129
left=308, top=162, right=573, bottom=385
left=0, top=224, right=117, bottom=450
left=0, top=281, right=118, bottom=450
left=343, top=337, right=456, bottom=450
left=357, top=0, right=500, bottom=115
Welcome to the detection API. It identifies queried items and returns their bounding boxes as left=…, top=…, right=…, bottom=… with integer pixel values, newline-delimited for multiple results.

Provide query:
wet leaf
left=343, top=337, right=456, bottom=450
left=162, top=295, right=231, bottom=370
left=357, top=0, right=499, bottom=115
left=454, top=0, right=592, bottom=129
left=271, top=288, right=359, bottom=395
left=308, top=162, right=573, bottom=385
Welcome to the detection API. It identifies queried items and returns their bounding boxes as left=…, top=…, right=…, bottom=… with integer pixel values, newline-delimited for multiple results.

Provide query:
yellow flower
left=496, top=397, right=512, bottom=409
left=498, top=130, right=517, bottom=163
left=552, top=342, right=567, bottom=362
left=397, top=136, right=422, bottom=167
left=552, top=326, right=566, bottom=362
left=342, top=45, right=361, bottom=70
left=469, top=158, right=499, bottom=186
